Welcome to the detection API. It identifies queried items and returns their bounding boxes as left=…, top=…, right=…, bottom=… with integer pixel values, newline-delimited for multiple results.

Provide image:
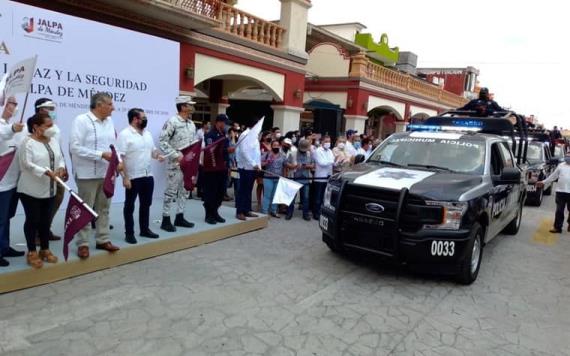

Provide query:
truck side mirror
left=354, top=154, right=365, bottom=164
left=496, top=167, right=521, bottom=185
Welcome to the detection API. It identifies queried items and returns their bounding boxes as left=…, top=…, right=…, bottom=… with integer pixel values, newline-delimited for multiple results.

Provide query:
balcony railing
left=155, top=0, right=221, bottom=20
left=216, top=3, right=285, bottom=49
left=350, top=53, right=467, bottom=108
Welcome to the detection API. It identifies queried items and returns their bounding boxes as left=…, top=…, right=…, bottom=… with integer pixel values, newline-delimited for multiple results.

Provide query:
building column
left=271, top=105, right=304, bottom=133
left=395, top=121, right=408, bottom=133
left=211, top=103, right=230, bottom=118
left=279, top=0, right=312, bottom=58
left=344, top=115, right=367, bottom=134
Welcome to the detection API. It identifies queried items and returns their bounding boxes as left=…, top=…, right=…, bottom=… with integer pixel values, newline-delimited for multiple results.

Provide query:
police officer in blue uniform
left=202, top=114, right=233, bottom=224
left=460, top=87, right=504, bottom=116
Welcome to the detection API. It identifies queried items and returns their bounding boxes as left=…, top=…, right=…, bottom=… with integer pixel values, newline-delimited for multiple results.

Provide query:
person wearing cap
left=69, top=92, right=120, bottom=259
left=116, top=108, right=164, bottom=244
left=0, top=96, right=26, bottom=267
left=201, top=114, right=234, bottom=224
left=459, top=87, right=504, bottom=116
left=158, top=95, right=197, bottom=232
left=34, top=98, right=68, bottom=242
left=261, top=140, right=287, bottom=218
left=286, top=139, right=314, bottom=220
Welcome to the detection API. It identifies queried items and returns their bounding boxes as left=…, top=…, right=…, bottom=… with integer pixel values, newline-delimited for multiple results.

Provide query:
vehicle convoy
left=319, top=111, right=529, bottom=284
left=524, top=130, right=559, bottom=206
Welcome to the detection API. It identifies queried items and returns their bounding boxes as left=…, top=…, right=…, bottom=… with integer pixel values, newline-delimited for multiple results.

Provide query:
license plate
left=430, top=240, right=455, bottom=257
left=527, top=184, right=536, bottom=192
left=319, top=215, right=328, bottom=230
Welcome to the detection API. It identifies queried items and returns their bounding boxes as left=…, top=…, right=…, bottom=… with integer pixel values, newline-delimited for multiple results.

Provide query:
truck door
left=488, top=143, right=511, bottom=238
left=499, top=142, right=520, bottom=224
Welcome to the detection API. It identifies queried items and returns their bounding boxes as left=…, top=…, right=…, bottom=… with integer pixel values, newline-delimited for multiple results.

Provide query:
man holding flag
left=202, top=114, right=234, bottom=224
left=0, top=96, right=25, bottom=267
left=158, top=96, right=197, bottom=232
left=70, top=92, right=120, bottom=259
left=235, top=117, right=263, bottom=221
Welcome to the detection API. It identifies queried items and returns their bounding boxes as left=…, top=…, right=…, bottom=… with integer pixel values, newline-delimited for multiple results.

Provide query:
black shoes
left=285, top=214, right=293, bottom=220
left=160, top=216, right=176, bottom=232
left=125, top=234, right=137, bottom=244
left=549, top=228, right=562, bottom=233
left=174, top=214, right=195, bottom=228
left=4, top=247, right=25, bottom=257
left=205, top=217, right=218, bottom=225
left=140, top=230, right=159, bottom=239
left=0, top=257, right=8, bottom=267
left=303, top=215, right=311, bottom=221
left=214, top=214, right=226, bottom=223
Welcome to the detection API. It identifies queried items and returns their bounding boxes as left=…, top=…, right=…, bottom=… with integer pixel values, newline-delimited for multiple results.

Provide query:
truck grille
left=337, top=184, right=442, bottom=255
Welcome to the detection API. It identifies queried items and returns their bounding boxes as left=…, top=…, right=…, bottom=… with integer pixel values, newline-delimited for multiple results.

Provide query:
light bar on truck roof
left=408, top=124, right=482, bottom=133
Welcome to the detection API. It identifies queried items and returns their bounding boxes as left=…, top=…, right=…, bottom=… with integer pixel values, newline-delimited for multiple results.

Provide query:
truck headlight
left=424, top=201, right=467, bottom=230
left=323, top=183, right=341, bottom=211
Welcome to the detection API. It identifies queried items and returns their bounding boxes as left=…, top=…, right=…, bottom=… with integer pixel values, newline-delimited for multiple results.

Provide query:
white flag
left=272, top=177, right=303, bottom=205
left=4, top=55, right=38, bottom=98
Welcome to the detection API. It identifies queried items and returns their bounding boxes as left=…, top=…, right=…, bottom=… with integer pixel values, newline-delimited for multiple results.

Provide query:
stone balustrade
left=350, top=52, right=467, bottom=108
left=216, top=2, right=285, bottom=49
left=158, top=0, right=222, bottom=19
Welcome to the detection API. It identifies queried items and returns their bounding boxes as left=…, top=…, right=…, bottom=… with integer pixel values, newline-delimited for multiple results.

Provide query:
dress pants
left=554, top=192, right=570, bottom=230
left=75, top=179, right=111, bottom=247
left=236, top=169, right=256, bottom=215
left=124, top=176, right=154, bottom=235
left=0, top=188, right=18, bottom=256
left=202, top=171, right=226, bottom=218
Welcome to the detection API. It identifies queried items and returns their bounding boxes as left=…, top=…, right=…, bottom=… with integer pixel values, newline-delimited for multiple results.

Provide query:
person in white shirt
left=117, top=108, right=164, bottom=244
left=344, top=129, right=358, bottom=156
left=18, top=112, right=66, bottom=268
left=312, top=135, right=336, bottom=219
left=356, top=137, right=373, bottom=160
left=70, top=92, right=120, bottom=259
left=537, top=153, right=570, bottom=233
left=33, top=98, right=68, bottom=242
left=235, top=119, right=262, bottom=221
left=0, top=96, right=26, bottom=267
left=158, top=96, right=197, bottom=232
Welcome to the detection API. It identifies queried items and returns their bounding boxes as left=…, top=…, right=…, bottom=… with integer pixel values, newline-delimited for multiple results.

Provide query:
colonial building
left=303, top=22, right=470, bottom=139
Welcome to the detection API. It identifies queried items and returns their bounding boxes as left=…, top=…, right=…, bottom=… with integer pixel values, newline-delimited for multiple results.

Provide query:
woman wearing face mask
left=261, top=140, right=286, bottom=217
left=18, top=113, right=66, bottom=268
left=332, top=136, right=352, bottom=173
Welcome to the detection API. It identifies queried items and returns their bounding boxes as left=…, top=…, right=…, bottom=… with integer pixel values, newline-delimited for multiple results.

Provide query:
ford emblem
left=365, top=203, right=385, bottom=213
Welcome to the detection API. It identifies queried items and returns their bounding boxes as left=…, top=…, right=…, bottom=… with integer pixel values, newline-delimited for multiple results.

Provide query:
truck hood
left=340, top=164, right=482, bottom=201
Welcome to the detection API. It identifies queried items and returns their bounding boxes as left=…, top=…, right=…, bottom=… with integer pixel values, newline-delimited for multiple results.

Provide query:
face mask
left=275, top=133, right=281, bottom=139
left=48, top=111, right=56, bottom=120
left=353, top=141, right=361, bottom=150
left=139, top=118, right=148, bottom=129
left=323, top=142, right=331, bottom=149
left=43, top=127, right=57, bottom=138
left=292, top=137, right=297, bottom=144
left=272, top=148, right=280, bottom=154
left=337, top=143, right=345, bottom=150
left=11, top=107, right=18, bottom=119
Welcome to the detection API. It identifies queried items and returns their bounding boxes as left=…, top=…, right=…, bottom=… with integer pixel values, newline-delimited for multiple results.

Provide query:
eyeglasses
left=6, top=101, right=17, bottom=106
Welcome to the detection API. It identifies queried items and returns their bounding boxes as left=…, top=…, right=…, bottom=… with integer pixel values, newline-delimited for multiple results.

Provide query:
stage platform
left=0, top=198, right=268, bottom=294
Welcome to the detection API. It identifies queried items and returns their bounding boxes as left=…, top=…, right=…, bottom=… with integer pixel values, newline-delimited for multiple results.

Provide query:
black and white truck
left=319, top=112, right=529, bottom=284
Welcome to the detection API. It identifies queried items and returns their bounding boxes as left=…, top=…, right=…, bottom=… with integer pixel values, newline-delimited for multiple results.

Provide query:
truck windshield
left=554, top=145, right=564, bottom=159
left=368, top=136, right=486, bottom=175
left=526, top=144, right=543, bottom=162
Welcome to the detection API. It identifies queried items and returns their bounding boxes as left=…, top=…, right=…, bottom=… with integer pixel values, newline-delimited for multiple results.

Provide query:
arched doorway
left=366, top=106, right=403, bottom=139
left=303, top=100, right=343, bottom=140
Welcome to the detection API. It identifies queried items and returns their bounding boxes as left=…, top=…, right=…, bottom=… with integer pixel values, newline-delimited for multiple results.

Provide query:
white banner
left=0, top=1, right=179, bottom=206
left=272, top=177, right=303, bottom=206
left=4, top=55, right=37, bottom=98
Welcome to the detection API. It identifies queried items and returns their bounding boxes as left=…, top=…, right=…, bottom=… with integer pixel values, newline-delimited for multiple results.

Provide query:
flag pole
left=18, top=91, right=30, bottom=124
left=53, top=175, right=98, bottom=218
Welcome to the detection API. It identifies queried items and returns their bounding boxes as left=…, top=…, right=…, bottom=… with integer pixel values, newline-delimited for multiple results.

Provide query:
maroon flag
left=63, top=191, right=97, bottom=261
left=203, top=137, right=227, bottom=173
left=0, top=148, right=16, bottom=182
left=180, top=139, right=202, bottom=191
left=103, top=145, right=119, bottom=198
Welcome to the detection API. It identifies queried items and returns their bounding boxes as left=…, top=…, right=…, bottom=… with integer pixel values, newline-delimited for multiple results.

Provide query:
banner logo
left=22, top=16, right=63, bottom=42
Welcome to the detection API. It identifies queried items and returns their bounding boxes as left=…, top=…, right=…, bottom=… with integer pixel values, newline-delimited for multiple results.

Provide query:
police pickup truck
left=525, top=131, right=558, bottom=206
left=319, top=112, right=529, bottom=284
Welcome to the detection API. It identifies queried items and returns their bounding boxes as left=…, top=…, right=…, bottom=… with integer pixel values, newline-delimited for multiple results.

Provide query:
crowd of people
left=0, top=92, right=382, bottom=269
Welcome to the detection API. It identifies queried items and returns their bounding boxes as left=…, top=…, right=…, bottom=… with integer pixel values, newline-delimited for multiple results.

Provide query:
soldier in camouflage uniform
left=158, top=96, right=197, bottom=232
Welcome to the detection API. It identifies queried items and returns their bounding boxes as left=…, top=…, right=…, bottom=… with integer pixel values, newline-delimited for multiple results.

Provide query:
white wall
left=410, top=105, right=438, bottom=117
left=367, top=96, right=405, bottom=119
left=0, top=1, right=179, bottom=204
left=194, top=53, right=284, bottom=101
left=303, top=91, right=347, bottom=109
left=307, top=44, right=350, bottom=78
